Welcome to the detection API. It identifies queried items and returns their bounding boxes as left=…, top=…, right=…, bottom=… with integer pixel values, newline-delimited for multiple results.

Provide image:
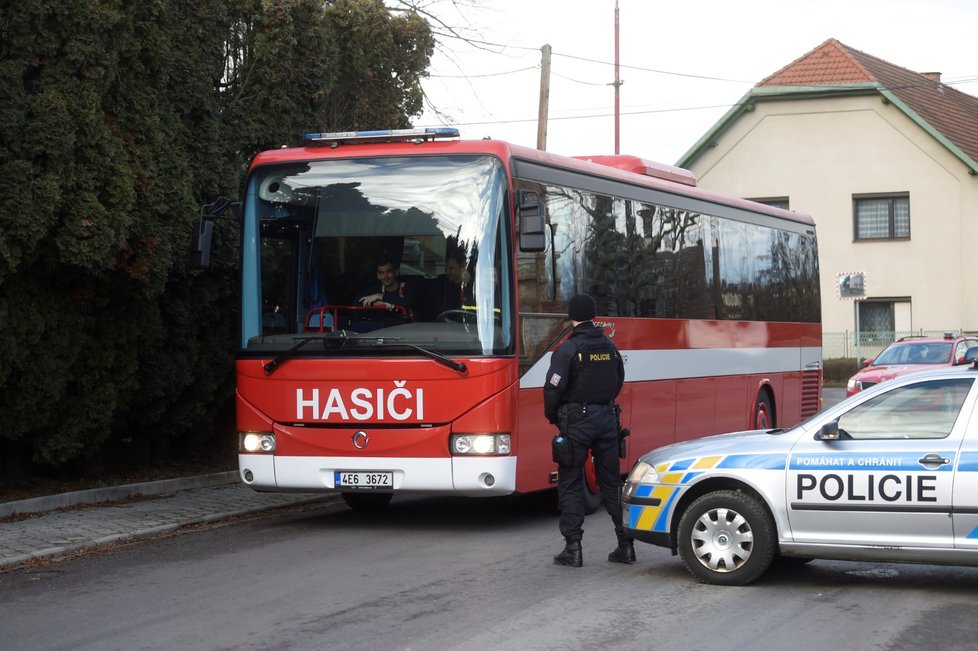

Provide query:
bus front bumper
left=238, top=454, right=517, bottom=496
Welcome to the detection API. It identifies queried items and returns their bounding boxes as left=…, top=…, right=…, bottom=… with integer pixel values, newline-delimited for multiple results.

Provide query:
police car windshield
left=242, top=155, right=514, bottom=357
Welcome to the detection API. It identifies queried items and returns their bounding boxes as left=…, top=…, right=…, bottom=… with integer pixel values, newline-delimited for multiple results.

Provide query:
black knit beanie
left=568, top=294, right=596, bottom=321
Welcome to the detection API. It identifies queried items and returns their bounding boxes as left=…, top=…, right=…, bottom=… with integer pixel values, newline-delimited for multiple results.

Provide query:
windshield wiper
left=263, top=332, right=467, bottom=375
left=263, top=335, right=335, bottom=375
left=372, top=341, right=468, bottom=374
left=319, top=332, right=467, bottom=373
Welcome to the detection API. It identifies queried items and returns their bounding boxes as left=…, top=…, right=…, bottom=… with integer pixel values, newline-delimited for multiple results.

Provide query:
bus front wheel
left=583, top=456, right=602, bottom=514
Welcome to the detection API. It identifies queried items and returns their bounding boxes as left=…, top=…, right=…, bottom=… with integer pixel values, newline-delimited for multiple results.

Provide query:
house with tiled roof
left=677, top=39, right=978, bottom=357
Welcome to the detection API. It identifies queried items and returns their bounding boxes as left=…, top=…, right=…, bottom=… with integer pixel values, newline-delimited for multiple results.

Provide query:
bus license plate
left=335, top=471, right=393, bottom=488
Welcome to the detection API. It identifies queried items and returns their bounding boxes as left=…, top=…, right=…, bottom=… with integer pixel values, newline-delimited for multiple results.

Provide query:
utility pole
left=612, top=1, right=622, bottom=154
left=537, top=43, right=551, bottom=151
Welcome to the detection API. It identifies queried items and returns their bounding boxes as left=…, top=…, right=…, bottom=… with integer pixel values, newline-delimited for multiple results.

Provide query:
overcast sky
left=414, top=0, right=978, bottom=165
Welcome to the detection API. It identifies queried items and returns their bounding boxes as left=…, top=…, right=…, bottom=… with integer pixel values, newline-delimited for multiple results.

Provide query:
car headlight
left=450, top=433, right=511, bottom=456
left=626, top=460, right=660, bottom=485
left=624, top=461, right=662, bottom=500
left=847, top=378, right=857, bottom=390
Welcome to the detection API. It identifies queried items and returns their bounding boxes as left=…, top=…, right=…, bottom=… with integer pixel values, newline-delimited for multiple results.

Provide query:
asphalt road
left=2, top=490, right=977, bottom=651
left=823, top=386, right=845, bottom=408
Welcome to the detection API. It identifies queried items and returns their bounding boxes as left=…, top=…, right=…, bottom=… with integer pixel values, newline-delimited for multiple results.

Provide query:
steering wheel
left=436, top=309, right=477, bottom=324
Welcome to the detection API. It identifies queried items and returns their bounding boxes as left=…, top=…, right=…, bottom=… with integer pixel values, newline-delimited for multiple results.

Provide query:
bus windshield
left=240, top=154, right=513, bottom=357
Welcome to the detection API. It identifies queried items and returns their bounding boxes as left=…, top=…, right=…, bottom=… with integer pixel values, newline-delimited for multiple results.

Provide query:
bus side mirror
left=190, top=218, right=214, bottom=269
left=190, top=197, right=239, bottom=270
left=518, top=191, right=546, bottom=252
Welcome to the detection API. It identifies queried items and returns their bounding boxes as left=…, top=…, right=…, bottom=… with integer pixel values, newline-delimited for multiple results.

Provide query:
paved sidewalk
left=0, top=475, right=331, bottom=569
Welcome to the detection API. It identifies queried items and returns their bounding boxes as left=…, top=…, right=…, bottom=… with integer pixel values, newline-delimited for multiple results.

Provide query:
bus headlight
left=240, top=431, right=276, bottom=453
left=450, top=433, right=511, bottom=456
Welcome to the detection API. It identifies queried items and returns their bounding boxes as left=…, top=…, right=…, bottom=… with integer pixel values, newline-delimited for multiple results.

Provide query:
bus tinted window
left=517, top=181, right=820, bottom=368
left=518, top=182, right=819, bottom=321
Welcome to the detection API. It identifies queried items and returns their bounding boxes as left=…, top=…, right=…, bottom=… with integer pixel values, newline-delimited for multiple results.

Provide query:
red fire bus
left=193, top=128, right=822, bottom=510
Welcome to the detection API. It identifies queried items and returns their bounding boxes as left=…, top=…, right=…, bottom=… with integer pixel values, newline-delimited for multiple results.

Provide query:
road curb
left=0, top=493, right=333, bottom=569
left=0, top=471, right=240, bottom=519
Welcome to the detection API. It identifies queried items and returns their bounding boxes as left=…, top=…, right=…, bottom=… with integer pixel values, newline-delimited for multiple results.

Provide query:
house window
left=859, top=301, right=894, bottom=332
left=853, top=193, right=909, bottom=240
left=859, top=299, right=913, bottom=342
left=749, top=197, right=789, bottom=211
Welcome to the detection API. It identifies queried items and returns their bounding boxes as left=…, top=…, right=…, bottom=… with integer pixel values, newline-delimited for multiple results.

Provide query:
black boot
left=608, top=537, right=636, bottom=564
left=553, top=540, right=583, bottom=567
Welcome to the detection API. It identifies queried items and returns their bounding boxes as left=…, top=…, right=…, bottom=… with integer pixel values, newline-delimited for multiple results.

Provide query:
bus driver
left=357, top=258, right=417, bottom=314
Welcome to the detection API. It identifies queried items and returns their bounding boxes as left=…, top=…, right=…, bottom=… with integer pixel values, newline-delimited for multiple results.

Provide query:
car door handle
left=918, top=453, right=951, bottom=467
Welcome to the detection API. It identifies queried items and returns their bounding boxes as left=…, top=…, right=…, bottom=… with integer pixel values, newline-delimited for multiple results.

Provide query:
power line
left=551, top=69, right=609, bottom=87
left=551, top=50, right=753, bottom=83
left=429, top=29, right=751, bottom=84
left=429, top=66, right=537, bottom=79
left=429, top=30, right=978, bottom=91
left=418, top=102, right=742, bottom=129
left=945, top=75, right=978, bottom=85
left=429, top=30, right=540, bottom=53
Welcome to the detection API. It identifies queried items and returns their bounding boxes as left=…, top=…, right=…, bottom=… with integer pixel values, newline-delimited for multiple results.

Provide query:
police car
left=623, top=348, right=978, bottom=585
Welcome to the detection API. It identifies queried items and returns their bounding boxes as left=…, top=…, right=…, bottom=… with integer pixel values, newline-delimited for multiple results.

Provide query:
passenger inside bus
left=421, top=253, right=473, bottom=320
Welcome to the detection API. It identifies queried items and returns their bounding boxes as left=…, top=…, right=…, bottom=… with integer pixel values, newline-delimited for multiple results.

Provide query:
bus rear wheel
left=753, top=392, right=774, bottom=429
left=341, top=492, right=393, bottom=510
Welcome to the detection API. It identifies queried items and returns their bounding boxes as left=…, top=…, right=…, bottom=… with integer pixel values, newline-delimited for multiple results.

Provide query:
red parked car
left=846, top=333, right=978, bottom=396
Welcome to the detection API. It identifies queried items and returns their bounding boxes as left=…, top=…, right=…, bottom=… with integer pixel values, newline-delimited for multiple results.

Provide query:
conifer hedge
left=0, top=0, right=433, bottom=481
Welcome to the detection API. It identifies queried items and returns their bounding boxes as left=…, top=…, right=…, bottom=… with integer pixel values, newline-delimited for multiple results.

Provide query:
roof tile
left=755, top=39, right=978, bottom=165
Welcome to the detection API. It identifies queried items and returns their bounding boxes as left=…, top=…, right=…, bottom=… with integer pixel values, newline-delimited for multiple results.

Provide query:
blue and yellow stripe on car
left=626, top=453, right=787, bottom=534
left=627, top=484, right=680, bottom=532
left=660, top=455, right=725, bottom=484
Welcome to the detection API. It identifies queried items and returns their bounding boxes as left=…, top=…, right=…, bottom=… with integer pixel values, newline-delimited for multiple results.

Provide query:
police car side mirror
left=815, top=421, right=841, bottom=441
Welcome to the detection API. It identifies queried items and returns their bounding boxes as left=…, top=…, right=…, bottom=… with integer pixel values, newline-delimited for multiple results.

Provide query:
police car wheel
left=341, top=491, right=393, bottom=511
left=677, top=490, right=776, bottom=586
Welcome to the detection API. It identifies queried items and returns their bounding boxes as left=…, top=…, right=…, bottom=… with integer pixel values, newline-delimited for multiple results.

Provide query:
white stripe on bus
left=519, top=347, right=822, bottom=388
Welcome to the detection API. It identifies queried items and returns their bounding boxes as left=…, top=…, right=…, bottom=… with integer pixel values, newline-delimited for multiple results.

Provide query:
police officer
left=544, top=293, right=633, bottom=567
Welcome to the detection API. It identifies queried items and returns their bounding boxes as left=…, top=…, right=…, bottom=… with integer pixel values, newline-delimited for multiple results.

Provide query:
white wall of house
left=685, top=94, right=978, bottom=335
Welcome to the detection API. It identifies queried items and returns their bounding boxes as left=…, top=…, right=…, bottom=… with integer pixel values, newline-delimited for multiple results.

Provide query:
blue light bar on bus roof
left=303, top=127, right=460, bottom=146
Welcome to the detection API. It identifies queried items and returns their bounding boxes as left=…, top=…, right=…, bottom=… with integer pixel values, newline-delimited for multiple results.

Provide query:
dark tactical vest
left=563, top=333, right=620, bottom=404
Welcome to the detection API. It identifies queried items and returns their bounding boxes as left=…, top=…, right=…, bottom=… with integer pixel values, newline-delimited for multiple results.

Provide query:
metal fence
left=822, top=330, right=959, bottom=360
